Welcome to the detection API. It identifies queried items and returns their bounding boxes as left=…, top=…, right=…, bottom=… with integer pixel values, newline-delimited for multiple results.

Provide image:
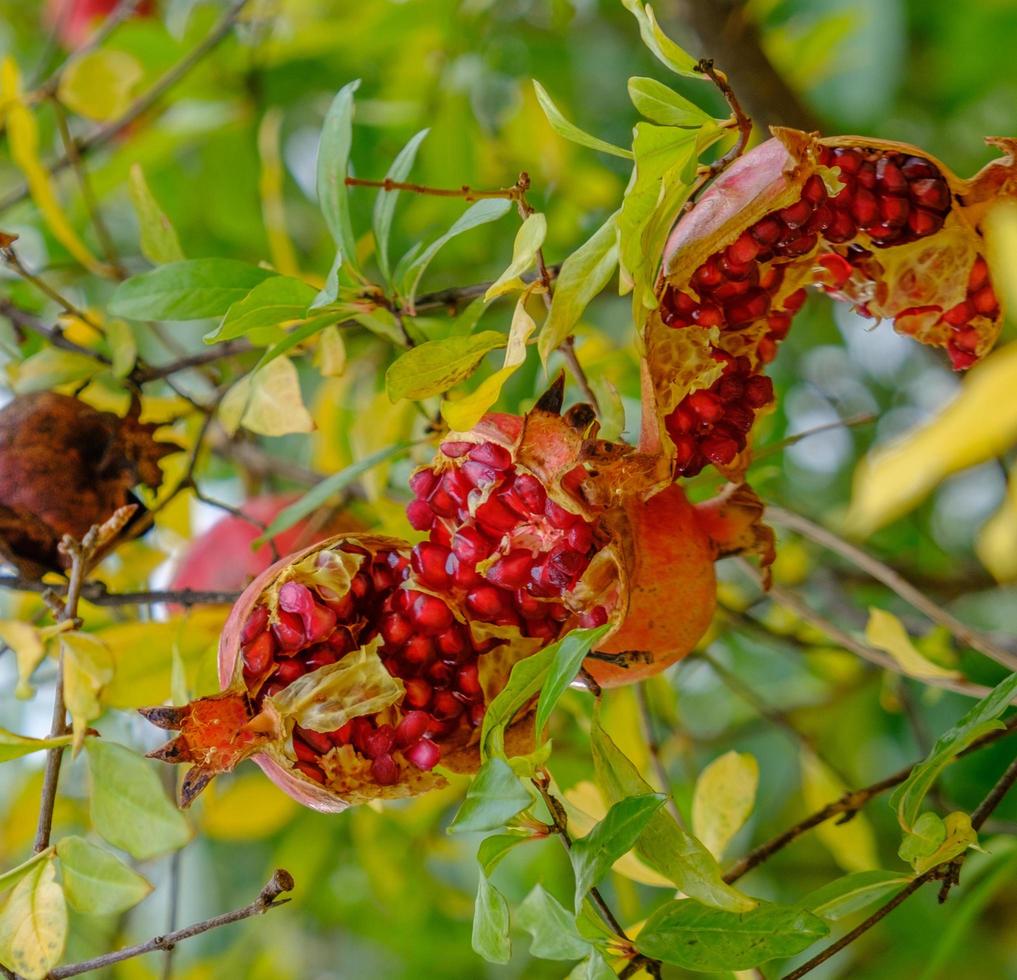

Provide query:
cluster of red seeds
left=238, top=545, right=489, bottom=788
left=659, top=145, right=997, bottom=474
left=406, top=440, right=605, bottom=636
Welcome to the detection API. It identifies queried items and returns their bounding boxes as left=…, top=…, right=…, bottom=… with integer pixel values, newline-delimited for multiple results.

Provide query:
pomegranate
left=647, top=129, right=1017, bottom=477
left=169, top=493, right=362, bottom=595
left=405, top=383, right=774, bottom=688
left=142, top=533, right=544, bottom=811
left=0, top=392, right=175, bottom=576
left=45, top=0, right=155, bottom=49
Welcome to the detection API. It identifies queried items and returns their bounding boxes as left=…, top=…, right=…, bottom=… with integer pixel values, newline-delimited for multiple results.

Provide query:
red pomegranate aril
left=321, top=588, right=354, bottom=619
left=395, top=710, right=430, bottom=747
left=262, top=681, right=287, bottom=699
left=803, top=174, right=828, bottom=204
left=350, top=717, right=375, bottom=753
left=702, top=434, right=740, bottom=465
left=436, top=625, right=469, bottom=659
left=851, top=188, right=878, bottom=226
left=692, top=302, right=725, bottom=327
left=467, top=441, right=513, bottom=469
left=406, top=498, right=435, bottom=531
left=304, top=646, right=339, bottom=671
left=469, top=703, right=486, bottom=727
left=428, top=660, right=454, bottom=686
left=292, top=738, right=318, bottom=765
left=856, top=161, right=877, bottom=190
left=948, top=345, right=978, bottom=370
left=475, top=497, right=521, bottom=535
left=969, top=258, right=989, bottom=291
left=363, top=724, right=396, bottom=759
left=381, top=612, right=412, bottom=647
left=405, top=738, right=441, bottom=771
left=411, top=543, right=452, bottom=590
left=487, top=551, right=536, bottom=589
left=825, top=210, right=857, bottom=243
left=452, top=526, right=494, bottom=564
left=908, top=207, right=944, bottom=237
left=782, top=233, right=818, bottom=257
left=727, top=232, right=761, bottom=265
left=833, top=148, right=862, bottom=174
left=942, top=301, right=973, bottom=327
left=404, top=678, right=432, bottom=708
left=242, top=632, right=275, bottom=676
left=951, top=326, right=980, bottom=352
left=372, top=755, right=400, bottom=785
left=457, top=662, right=482, bottom=697
left=767, top=312, right=792, bottom=339
left=512, top=473, right=547, bottom=513
left=545, top=499, right=579, bottom=530
left=295, top=726, right=333, bottom=755
left=467, top=585, right=509, bottom=620
left=409, top=468, right=437, bottom=497
left=726, top=289, right=770, bottom=326
left=784, top=288, right=808, bottom=312
left=525, top=617, right=558, bottom=641
left=910, top=177, right=950, bottom=211
left=272, top=611, right=305, bottom=652
left=817, top=252, right=853, bottom=289
left=440, top=441, right=472, bottom=458
left=278, top=581, right=314, bottom=616
left=579, top=605, right=609, bottom=629
left=713, top=277, right=753, bottom=301
left=275, top=659, right=307, bottom=685
left=350, top=573, right=370, bottom=599
left=296, top=761, right=326, bottom=784
left=688, top=389, right=724, bottom=422
left=726, top=404, right=756, bottom=433
left=447, top=553, right=483, bottom=589
left=567, top=523, right=594, bottom=553
left=719, top=254, right=754, bottom=280
left=973, top=286, right=999, bottom=316
left=431, top=690, right=464, bottom=720
left=461, top=460, right=499, bottom=488
left=876, top=157, right=908, bottom=194
left=745, top=375, right=775, bottom=408
left=751, top=217, right=784, bottom=245
left=692, top=256, right=724, bottom=291
left=879, top=194, right=910, bottom=227
left=805, top=204, right=834, bottom=234
left=409, top=592, right=454, bottom=634
left=241, top=606, right=269, bottom=644
left=831, top=176, right=855, bottom=208
left=329, top=721, right=353, bottom=746
left=403, top=634, right=435, bottom=666
left=780, top=199, right=813, bottom=228
left=303, top=603, right=337, bottom=644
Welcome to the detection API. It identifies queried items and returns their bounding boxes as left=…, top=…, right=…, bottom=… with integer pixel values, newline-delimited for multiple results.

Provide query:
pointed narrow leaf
left=481, top=643, right=559, bottom=760
left=374, top=128, right=429, bottom=282
left=627, top=76, right=714, bottom=127
left=127, top=164, right=184, bottom=264
left=484, top=212, right=548, bottom=300
left=316, top=80, right=362, bottom=274
left=535, top=625, right=611, bottom=736
left=864, top=608, right=962, bottom=681
left=210, top=275, right=317, bottom=342
left=619, top=0, right=701, bottom=77
left=477, top=833, right=532, bottom=875
left=532, top=81, right=633, bottom=159
left=0, top=729, right=73, bottom=763
left=800, top=870, right=913, bottom=921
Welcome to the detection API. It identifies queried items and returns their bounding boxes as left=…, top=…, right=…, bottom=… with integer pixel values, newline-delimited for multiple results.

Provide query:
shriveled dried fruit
left=142, top=534, right=542, bottom=811
left=646, top=129, right=1017, bottom=477
left=0, top=392, right=175, bottom=576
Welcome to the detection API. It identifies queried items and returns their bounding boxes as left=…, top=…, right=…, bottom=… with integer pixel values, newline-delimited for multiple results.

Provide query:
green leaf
left=481, top=642, right=559, bottom=760
left=635, top=899, right=829, bottom=971
left=800, top=870, right=913, bottom=921
left=900, top=811, right=978, bottom=875
left=399, top=198, right=513, bottom=306
left=253, top=442, right=412, bottom=545
left=472, top=874, right=510, bottom=964
left=252, top=313, right=343, bottom=375
left=56, top=837, right=152, bottom=915
left=571, top=793, right=665, bottom=912
left=127, top=164, right=184, bottom=264
left=477, top=832, right=532, bottom=876
left=517, top=885, right=592, bottom=960
left=0, top=852, right=52, bottom=898
left=539, top=212, right=619, bottom=364
left=619, top=0, right=701, bottom=77
left=0, top=853, right=66, bottom=980
left=86, top=741, right=192, bottom=860
left=449, top=757, right=533, bottom=834
left=889, top=671, right=1017, bottom=831
left=58, top=49, right=143, bottom=122
left=12, top=348, right=101, bottom=395
left=532, top=81, right=633, bottom=159
left=627, top=76, right=714, bottom=127
left=311, top=250, right=344, bottom=310
left=484, top=212, right=548, bottom=300
left=385, top=331, right=506, bottom=402
left=567, top=952, right=616, bottom=980
left=109, top=259, right=275, bottom=320
left=692, top=750, right=759, bottom=859
left=591, top=721, right=755, bottom=912
left=0, top=728, right=72, bottom=763
left=534, top=625, right=611, bottom=737
left=316, top=79, right=362, bottom=275
left=106, top=318, right=137, bottom=378
left=209, top=275, right=318, bottom=342
left=373, top=127, right=429, bottom=282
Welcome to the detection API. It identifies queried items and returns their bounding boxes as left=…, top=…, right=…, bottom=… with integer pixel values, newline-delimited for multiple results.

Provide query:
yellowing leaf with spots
left=0, top=854, right=66, bottom=980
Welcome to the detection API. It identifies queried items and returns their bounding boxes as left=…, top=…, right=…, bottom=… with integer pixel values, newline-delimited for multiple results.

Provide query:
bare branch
left=48, top=870, right=295, bottom=978
left=0, top=575, right=240, bottom=608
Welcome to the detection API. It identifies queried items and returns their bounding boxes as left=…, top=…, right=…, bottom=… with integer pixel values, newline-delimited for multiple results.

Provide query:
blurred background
left=0, top=1, right=1015, bottom=977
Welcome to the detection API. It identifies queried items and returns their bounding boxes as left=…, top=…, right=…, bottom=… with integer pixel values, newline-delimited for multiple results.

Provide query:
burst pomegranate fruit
left=45, top=0, right=155, bottom=49
left=142, top=533, right=544, bottom=811
left=169, top=493, right=362, bottom=595
left=646, top=129, right=1016, bottom=477
left=0, top=392, right=175, bottom=576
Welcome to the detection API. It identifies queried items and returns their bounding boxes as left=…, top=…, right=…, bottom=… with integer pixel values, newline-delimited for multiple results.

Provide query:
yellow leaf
left=484, top=212, right=547, bottom=301
left=57, top=49, right=143, bottom=122
left=864, top=608, right=962, bottom=682
left=257, top=108, right=300, bottom=277
left=10, top=347, right=101, bottom=395
left=0, top=621, right=46, bottom=699
left=800, top=751, right=878, bottom=873
left=0, top=57, right=107, bottom=277
left=200, top=773, right=297, bottom=841
left=983, top=200, right=1017, bottom=318
left=61, top=632, right=114, bottom=754
left=977, top=463, right=1017, bottom=581
left=0, top=854, right=66, bottom=980
left=692, top=751, right=759, bottom=859
left=242, top=356, right=315, bottom=437
left=845, top=342, right=1017, bottom=536
left=441, top=292, right=536, bottom=430
left=315, top=324, right=347, bottom=377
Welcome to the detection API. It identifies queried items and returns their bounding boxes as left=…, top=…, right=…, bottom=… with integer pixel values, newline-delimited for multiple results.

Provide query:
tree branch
left=0, top=576, right=240, bottom=608
left=47, top=869, right=295, bottom=978
left=766, top=505, right=1017, bottom=673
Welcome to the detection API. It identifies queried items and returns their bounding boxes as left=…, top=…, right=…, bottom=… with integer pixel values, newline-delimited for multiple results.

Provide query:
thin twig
left=753, top=413, right=876, bottom=461
left=0, top=297, right=110, bottom=365
left=136, top=339, right=255, bottom=382
left=634, top=682, right=686, bottom=828
left=345, top=175, right=527, bottom=203
left=734, top=559, right=996, bottom=702
left=781, top=747, right=1017, bottom=979
left=767, top=505, right=1017, bottom=673
left=48, top=870, right=294, bottom=978
left=1, top=247, right=104, bottom=330
left=0, top=0, right=253, bottom=214
left=34, top=527, right=97, bottom=852
left=723, top=713, right=1017, bottom=883
left=161, top=851, right=183, bottom=980
left=694, top=59, right=753, bottom=183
